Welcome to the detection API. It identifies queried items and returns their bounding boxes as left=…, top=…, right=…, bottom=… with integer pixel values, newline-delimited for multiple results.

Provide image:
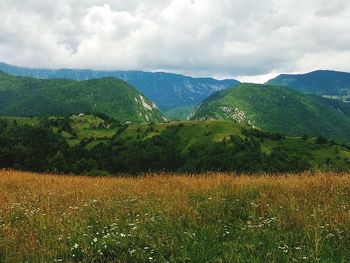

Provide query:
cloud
left=0, top=0, right=350, bottom=82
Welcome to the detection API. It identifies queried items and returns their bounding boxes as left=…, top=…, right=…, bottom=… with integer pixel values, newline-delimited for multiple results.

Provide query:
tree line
left=0, top=118, right=343, bottom=175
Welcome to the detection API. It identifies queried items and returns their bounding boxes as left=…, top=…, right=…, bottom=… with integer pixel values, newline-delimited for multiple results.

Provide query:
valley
left=1, top=67, right=350, bottom=176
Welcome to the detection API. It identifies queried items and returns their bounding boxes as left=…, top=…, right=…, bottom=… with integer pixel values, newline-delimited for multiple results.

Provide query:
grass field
left=1, top=171, right=350, bottom=262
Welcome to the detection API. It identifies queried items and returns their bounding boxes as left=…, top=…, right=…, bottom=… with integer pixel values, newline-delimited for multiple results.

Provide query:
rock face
left=0, top=62, right=240, bottom=111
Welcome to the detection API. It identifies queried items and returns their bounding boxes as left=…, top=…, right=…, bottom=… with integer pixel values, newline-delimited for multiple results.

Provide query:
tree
left=48, top=151, right=69, bottom=173
left=315, top=136, right=328, bottom=145
left=73, top=158, right=98, bottom=174
left=302, top=134, right=309, bottom=141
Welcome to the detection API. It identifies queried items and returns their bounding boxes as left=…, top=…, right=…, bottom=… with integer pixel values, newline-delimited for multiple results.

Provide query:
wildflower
left=278, top=244, right=289, bottom=253
left=93, top=237, right=98, bottom=243
left=74, top=243, right=79, bottom=249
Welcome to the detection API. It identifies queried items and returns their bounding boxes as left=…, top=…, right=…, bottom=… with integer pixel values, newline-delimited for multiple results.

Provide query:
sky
left=0, top=0, right=350, bottom=83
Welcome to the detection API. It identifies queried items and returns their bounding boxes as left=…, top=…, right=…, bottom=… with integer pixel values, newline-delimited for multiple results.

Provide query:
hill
left=267, top=70, right=350, bottom=102
left=0, top=62, right=240, bottom=111
left=1, top=115, right=350, bottom=174
left=0, top=71, right=166, bottom=123
left=190, top=83, right=350, bottom=142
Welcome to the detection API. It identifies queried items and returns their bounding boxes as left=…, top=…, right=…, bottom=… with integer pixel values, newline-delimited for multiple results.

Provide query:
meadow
left=1, top=170, right=350, bottom=262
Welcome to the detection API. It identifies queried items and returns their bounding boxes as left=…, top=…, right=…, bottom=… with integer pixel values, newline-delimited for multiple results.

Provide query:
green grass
left=0, top=116, right=40, bottom=126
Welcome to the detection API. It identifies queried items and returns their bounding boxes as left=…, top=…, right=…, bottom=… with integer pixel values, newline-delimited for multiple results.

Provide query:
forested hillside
left=0, top=71, right=166, bottom=123
left=191, top=83, right=350, bottom=142
left=1, top=115, right=349, bottom=174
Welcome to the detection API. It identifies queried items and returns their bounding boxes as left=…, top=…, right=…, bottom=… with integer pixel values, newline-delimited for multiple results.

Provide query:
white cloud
left=0, top=0, right=350, bottom=82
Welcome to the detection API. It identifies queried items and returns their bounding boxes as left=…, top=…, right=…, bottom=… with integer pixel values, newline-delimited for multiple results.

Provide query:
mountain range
left=267, top=70, right=350, bottom=102
left=0, top=71, right=165, bottom=123
left=2, top=62, right=350, bottom=142
left=190, top=83, right=350, bottom=142
left=0, top=62, right=240, bottom=111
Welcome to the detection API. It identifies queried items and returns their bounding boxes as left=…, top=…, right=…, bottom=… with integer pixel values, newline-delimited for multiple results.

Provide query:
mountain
left=190, top=83, right=350, bottom=142
left=0, top=71, right=166, bottom=123
left=267, top=70, right=350, bottom=102
left=0, top=62, right=240, bottom=111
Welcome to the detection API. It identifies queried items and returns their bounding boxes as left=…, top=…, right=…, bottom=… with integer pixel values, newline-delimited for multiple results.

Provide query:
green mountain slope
left=267, top=70, right=350, bottom=102
left=0, top=71, right=166, bottom=123
left=190, top=83, right=350, bottom=142
left=0, top=62, right=240, bottom=111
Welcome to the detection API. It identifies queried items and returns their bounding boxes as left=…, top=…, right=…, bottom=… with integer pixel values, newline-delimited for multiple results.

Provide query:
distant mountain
left=0, top=62, right=240, bottom=111
left=190, top=83, right=350, bottom=142
left=0, top=71, right=166, bottom=123
left=267, top=70, right=350, bottom=102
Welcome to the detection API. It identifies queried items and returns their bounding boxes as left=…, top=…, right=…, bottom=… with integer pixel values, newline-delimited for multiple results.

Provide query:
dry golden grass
left=1, top=170, right=350, bottom=262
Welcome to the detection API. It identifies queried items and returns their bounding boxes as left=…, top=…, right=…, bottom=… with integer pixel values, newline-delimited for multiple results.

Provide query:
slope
left=0, top=71, right=166, bottom=123
left=267, top=70, right=350, bottom=102
left=190, top=83, right=350, bottom=142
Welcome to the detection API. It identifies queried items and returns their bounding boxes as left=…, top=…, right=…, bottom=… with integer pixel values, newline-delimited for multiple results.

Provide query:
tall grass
left=0, top=170, right=350, bottom=262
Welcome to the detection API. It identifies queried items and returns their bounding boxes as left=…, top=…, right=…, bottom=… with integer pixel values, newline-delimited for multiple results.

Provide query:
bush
left=302, top=134, right=309, bottom=141
left=315, top=136, right=328, bottom=145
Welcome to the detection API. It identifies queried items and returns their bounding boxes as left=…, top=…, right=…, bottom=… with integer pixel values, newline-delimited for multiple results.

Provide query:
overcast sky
left=1, top=0, right=350, bottom=82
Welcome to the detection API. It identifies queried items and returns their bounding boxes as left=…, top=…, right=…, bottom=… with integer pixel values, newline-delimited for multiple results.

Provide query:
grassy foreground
left=0, top=171, right=350, bottom=262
